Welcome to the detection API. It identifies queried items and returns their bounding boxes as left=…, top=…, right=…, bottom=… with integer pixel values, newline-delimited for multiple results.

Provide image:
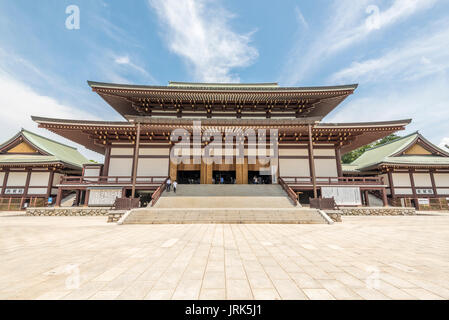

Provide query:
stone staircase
left=120, top=185, right=332, bottom=225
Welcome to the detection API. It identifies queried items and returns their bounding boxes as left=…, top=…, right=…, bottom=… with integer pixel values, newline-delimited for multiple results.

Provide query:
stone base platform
left=26, top=207, right=111, bottom=216
left=120, top=208, right=332, bottom=225
left=338, top=207, right=416, bottom=216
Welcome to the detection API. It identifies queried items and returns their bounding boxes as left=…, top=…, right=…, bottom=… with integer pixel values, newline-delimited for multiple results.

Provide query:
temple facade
left=32, top=81, right=412, bottom=208
left=343, top=132, right=449, bottom=210
left=0, top=129, right=88, bottom=210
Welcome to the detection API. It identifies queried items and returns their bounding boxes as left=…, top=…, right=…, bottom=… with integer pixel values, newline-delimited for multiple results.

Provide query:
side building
left=0, top=129, right=89, bottom=210
left=343, top=132, right=449, bottom=210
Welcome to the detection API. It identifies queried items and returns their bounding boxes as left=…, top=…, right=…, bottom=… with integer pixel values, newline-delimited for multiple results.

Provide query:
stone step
left=154, top=196, right=295, bottom=208
left=121, top=208, right=329, bottom=224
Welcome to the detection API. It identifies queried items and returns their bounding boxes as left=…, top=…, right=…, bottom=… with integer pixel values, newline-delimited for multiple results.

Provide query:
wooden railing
left=60, top=176, right=168, bottom=185
left=281, top=176, right=384, bottom=186
left=151, top=177, right=169, bottom=207
left=278, top=177, right=299, bottom=206
left=0, top=197, right=49, bottom=211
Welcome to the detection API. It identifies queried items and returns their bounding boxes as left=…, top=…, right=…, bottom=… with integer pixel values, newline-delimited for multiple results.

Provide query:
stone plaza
left=1, top=213, right=449, bottom=300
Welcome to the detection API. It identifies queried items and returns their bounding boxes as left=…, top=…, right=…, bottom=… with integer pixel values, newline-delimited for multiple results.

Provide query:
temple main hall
left=32, top=81, right=411, bottom=208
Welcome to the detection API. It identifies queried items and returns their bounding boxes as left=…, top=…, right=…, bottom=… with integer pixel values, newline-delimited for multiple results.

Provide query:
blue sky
left=0, top=0, right=448, bottom=161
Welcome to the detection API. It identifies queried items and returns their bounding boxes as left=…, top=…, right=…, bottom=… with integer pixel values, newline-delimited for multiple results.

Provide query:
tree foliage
left=341, top=134, right=401, bottom=164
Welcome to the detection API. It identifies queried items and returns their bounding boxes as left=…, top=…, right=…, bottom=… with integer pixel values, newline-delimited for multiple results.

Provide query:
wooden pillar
left=409, top=170, right=419, bottom=209
left=56, top=187, right=63, bottom=207
left=382, top=188, right=388, bottom=207
left=387, top=170, right=395, bottom=199
left=2, top=171, right=9, bottom=195
left=308, top=125, right=317, bottom=198
left=46, top=170, right=55, bottom=198
left=23, top=170, right=31, bottom=198
left=131, top=122, right=141, bottom=198
left=236, top=157, right=247, bottom=184
left=364, top=190, right=370, bottom=206
left=102, top=145, right=111, bottom=177
left=84, top=190, right=90, bottom=207
left=336, top=148, right=343, bottom=177
left=169, top=160, right=177, bottom=181
left=430, top=170, right=438, bottom=197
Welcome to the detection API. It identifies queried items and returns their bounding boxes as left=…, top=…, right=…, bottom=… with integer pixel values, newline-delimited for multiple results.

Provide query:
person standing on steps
left=166, top=177, right=171, bottom=192
left=173, top=180, right=177, bottom=194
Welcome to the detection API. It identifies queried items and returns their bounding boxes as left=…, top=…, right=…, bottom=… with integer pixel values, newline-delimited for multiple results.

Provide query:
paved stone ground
left=1, top=214, right=449, bottom=300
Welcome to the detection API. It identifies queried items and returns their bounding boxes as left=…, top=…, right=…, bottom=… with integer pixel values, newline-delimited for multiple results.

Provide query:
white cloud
left=0, top=72, right=103, bottom=162
left=329, top=19, right=449, bottom=83
left=113, top=54, right=152, bottom=77
left=148, top=0, right=258, bottom=82
left=295, top=6, right=308, bottom=29
left=326, top=76, right=449, bottom=146
left=438, top=138, right=449, bottom=150
left=283, top=0, right=440, bottom=85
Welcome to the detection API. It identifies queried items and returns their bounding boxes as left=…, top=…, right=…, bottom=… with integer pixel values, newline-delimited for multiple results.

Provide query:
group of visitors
left=165, top=178, right=177, bottom=193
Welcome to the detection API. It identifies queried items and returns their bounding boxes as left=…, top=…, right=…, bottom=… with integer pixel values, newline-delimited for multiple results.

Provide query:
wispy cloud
left=295, top=6, right=308, bottom=29
left=283, top=0, right=440, bottom=85
left=329, top=19, right=449, bottom=83
left=148, top=0, right=258, bottom=82
left=0, top=70, right=102, bottom=161
left=114, top=54, right=154, bottom=78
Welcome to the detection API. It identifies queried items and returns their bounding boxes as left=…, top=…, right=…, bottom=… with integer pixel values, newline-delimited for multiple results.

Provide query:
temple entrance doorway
left=177, top=170, right=200, bottom=184
left=213, top=171, right=236, bottom=184
left=248, top=171, right=272, bottom=184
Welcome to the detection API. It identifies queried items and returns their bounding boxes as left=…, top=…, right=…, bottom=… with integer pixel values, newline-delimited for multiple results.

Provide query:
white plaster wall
left=139, top=148, right=170, bottom=156
left=110, top=148, right=134, bottom=156
left=392, top=173, right=411, bottom=187
left=315, top=159, right=338, bottom=177
left=108, top=158, right=133, bottom=176
left=434, top=173, right=449, bottom=187
left=28, top=188, right=47, bottom=195
left=380, top=174, right=389, bottom=185
left=84, top=168, right=101, bottom=177
left=29, top=172, right=50, bottom=187
left=6, top=172, right=27, bottom=186
left=53, top=173, right=63, bottom=186
left=137, top=158, right=169, bottom=177
left=314, top=149, right=336, bottom=157
left=279, top=149, right=308, bottom=156
left=413, top=173, right=432, bottom=187
left=279, top=159, right=310, bottom=177
left=395, top=188, right=413, bottom=195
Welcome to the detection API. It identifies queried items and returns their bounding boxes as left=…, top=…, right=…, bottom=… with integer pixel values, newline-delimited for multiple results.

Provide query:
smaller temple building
left=0, top=129, right=89, bottom=210
left=343, top=132, right=449, bottom=210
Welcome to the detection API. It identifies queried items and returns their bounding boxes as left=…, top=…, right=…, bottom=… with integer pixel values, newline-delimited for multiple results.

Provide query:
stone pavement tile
left=375, top=282, right=416, bottom=300
left=380, top=273, right=417, bottom=289
left=116, top=281, right=154, bottom=300
left=35, top=290, right=70, bottom=300
left=264, top=266, right=290, bottom=280
left=145, top=289, right=174, bottom=300
left=408, top=279, right=449, bottom=299
left=271, top=279, right=307, bottom=300
left=89, top=290, right=122, bottom=300
left=93, top=267, right=128, bottom=282
left=199, top=288, right=226, bottom=300
left=225, top=265, right=247, bottom=280
left=403, top=288, right=445, bottom=300
left=172, top=279, right=202, bottom=300
left=206, top=260, right=225, bottom=273
left=303, top=289, right=335, bottom=300
left=247, top=272, right=274, bottom=289
left=330, top=272, right=366, bottom=288
left=226, top=279, right=253, bottom=300
left=252, top=288, right=281, bottom=300
left=290, top=272, right=323, bottom=289
left=62, top=281, right=108, bottom=300
left=203, top=272, right=226, bottom=289
left=353, top=288, right=390, bottom=300
left=301, top=265, right=334, bottom=280
left=318, top=280, right=362, bottom=300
